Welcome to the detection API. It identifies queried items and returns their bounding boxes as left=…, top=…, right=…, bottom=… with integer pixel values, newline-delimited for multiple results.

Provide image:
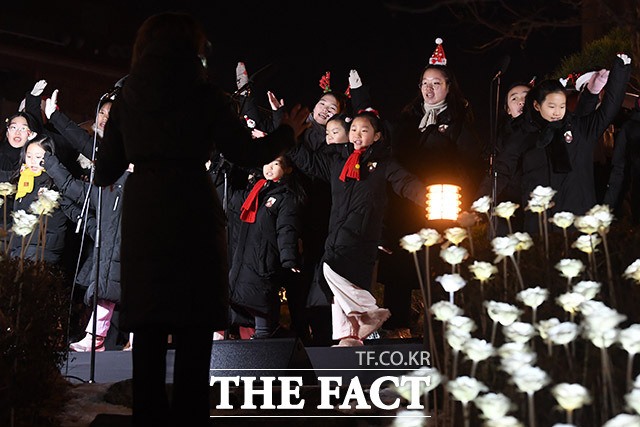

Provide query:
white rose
left=497, top=342, right=528, bottom=358
left=503, top=322, right=536, bottom=344
left=572, top=234, right=601, bottom=254
left=513, top=232, right=533, bottom=251
left=472, top=195, right=491, bottom=214
left=500, top=351, right=537, bottom=375
left=495, top=201, right=519, bottom=219
left=38, top=188, right=60, bottom=214
left=619, top=324, right=640, bottom=355
left=578, top=300, right=608, bottom=317
left=485, top=416, right=524, bottom=427
left=625, top=389, right=640, bottom=417
left=400, top=233, right=424, bottom=253
left=473, top=392, right=512, bottom=420
left=430, top=301, right=463, bottom=322
left=512, top=365, right=550, bottom=393
left=555, top=259, right=585, bottom=280
left=418, top=228, right=441, bottom=246
left=583, top=307, right=627, bottom=332
left=444, top=227, right=468, bottom=245
left=571, top=281, right=600, bottom=300
left=536, top=318, right=561, bottom=340
left=446, top=328, right=471, bottom=351
left=485, top=301, right=521, bottom=326
left=547, top=322, right=580, bottom=345
left=469, top=261, right=498, bottom=282
left=446, top=376, right=488, bottom=403
left=391, top=366, right=442, bottom=401
left=624, top=259, right=640, bottom=283
left=602, top=413, right=640, bottom=427
left=573, top=215, right=601, bottom=235
left=30, top=200, right=45, bottom=215
left=0, top=182, right=17, bottom=196
left=587, top=204, right=614, bottom=229
left=491, top=236, right=519, bottom=262
left=529, top=185, right=556, bottom=207
left=526, top=198, right=546, bottom=213
left=440, top=245, right=468, bottom=265
left=551, top=383, right=591, bottom=411
left=463, top=338, right=495, bottom=362
left=550, top=211, right=575, bottom=229
left=392, top=410, right=428, bottom=427
left=436, top=273, right=467, bottom=293
left=447, top=315, right=477, bottom=333
left=10, top=209, right=39, bottom=237
left=556, top=292, right=586, bottom=314
left=516, top=287, right=549, bottom=309
left=586, top=327, right=619, bottom=349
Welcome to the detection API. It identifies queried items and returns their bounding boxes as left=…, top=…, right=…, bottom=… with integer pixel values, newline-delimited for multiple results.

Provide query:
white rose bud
left=495, top=201, right=519, bottom=219
left=400, top=233, right=424, bottom=253
left=571, top=281, right=600, bottom=300
left=457, top=211, right=477, bottom=228
left=551, top=383, right=591, bottom=411
left=430, top=301, right=463, bottom=322
left=446, top=328, right=471, bottom=351
left=517, top=287, right=549, bottom=309
left=472, top=195, right=491, bottom=214
left=418, top=228, right=441, bottom=246
left=512, top=365, right=550, bottom=393
left=536, top=318, right=561, bottom=340
left=497, top=342, right=529, bottom=359
left=624, top=259, right=640, bottom=283
left=463, top=338, right=495, bottom=362
left=436, top=273, right=467, bottom=293
left=556, top=292, right=585, bottom=314
left=469, top=261, right=498, bottom=282
left=529, top=185, right=556, bottom=207
left=485, top=301, right=522, bottom=326
left=547, top=322, right=580, bottom=345
left=447, top=315, right=476, bottom=333
left=625, top=389, right=640, bottom=417
left=491, top=235, right=519, bottom=262
left=444, top=227, right=468, bottom=245
left=555, top=259, right=585, bottom=280
left=0, top=182, right=17, bottom=196
left=574, top=215, right=601, bottom=235
left=440, top=245, right=468, bottom=266
left=587, top=204, right=613, bottom=229
left=550, top=211, right=575, bottom=229
left=446, top=376, right=488, bottom=404
left=10, top=209, right=39, bottom=237
left=619, top=324, right=640, bottom=355
left=602, top=413, right=640, bottom=427
left=473, top=392, right=512, bottom=420
left=572, top=234, right=601, bottom=254
left=513, top=232, right=533, bottom=251
left=503, top=322, right=537, bottom=344
left=485, top=416, right=524, bottom=427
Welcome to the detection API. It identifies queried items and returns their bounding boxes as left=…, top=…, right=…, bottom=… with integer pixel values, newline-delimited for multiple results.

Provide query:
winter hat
left=429, top=38, right=447, bottom=66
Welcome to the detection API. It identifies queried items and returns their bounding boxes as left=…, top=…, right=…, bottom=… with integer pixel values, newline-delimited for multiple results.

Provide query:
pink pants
left=323, top=263, right=379, bottom=340
left=85, top=299, right=115, bottom=337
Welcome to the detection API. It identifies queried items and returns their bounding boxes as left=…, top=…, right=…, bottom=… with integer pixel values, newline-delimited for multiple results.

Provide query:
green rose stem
left=462, top=401, right=470, bottom=427
left=527, top=391, right=537, bottom=427
left=490, top=320, right=498, bottom=346
left=34, top=214, right=43, bottom=263
left=411, top=251, right=440, bottom=372
left=40, top=216, right=49, bottom=264
left=537, top=212, right=543, bottom=245
left=485, top=212, right=495, bottom=239
left=21, top=228, right=37, bottom=260
left=509, top=254, right=525, bottom=291
left=502, top=258, right=508, bottom=297
left=506, top=216, right=513, bottom=235
left=6, top=232, right=14, bottom=256
left=466, top=226, right=475, bottom=257
left=599, top=230, right=617, bottom=307
left=562, top=227, right=569, bottom=256
left=542, top=210, right=550, bottom=260
left=563, top=343, right=574, bottom=372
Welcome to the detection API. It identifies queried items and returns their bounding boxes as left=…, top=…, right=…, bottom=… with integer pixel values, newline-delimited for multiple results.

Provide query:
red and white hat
left=429, top=38, right=447, bottom=66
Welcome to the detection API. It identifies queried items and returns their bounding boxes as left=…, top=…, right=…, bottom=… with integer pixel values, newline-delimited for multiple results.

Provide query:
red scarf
left=339, top=148, right=366, bottom=182
left=240, top=179, right=267, bottom=223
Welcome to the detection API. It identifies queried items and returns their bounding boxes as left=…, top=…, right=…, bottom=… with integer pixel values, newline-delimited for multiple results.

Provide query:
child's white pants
left=323, top=262, right=379, bottom=340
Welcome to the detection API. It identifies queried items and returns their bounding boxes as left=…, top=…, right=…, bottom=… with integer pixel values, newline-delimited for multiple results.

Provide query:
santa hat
left=429, top=38, right=447, bottom=66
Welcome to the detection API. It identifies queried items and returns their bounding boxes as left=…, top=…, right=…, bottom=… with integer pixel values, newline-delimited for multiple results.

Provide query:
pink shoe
left=358, top=308, right=391, bottom=339
left=70, top=333, right=105, bottom=352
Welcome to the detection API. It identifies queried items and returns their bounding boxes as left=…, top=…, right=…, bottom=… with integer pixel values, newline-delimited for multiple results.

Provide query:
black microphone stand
left=488, top=72, right=503, bottom=238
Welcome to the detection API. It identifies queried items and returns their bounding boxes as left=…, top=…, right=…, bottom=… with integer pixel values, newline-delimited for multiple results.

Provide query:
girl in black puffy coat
left=227, top=154, right=304, bottom=338
left=289, top=110, right=425, bottom=346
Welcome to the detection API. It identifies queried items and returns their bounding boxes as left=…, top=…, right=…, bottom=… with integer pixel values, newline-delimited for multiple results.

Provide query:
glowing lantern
left=426, top=184, right=461, bottom=220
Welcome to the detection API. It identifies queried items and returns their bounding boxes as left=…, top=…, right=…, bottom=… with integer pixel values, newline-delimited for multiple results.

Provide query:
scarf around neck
left=418, top=99, right=447, bottom=132
left=16, top=164, right=44, bottom=199
left=240, top=179, right=267, bottom=223
left=339, top=148, right=366, bottom=182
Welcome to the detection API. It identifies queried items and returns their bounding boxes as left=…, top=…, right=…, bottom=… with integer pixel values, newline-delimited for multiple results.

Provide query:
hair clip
left=358, top=107, right=380, bottom=118
left=27, top=130, right=38, bottom=141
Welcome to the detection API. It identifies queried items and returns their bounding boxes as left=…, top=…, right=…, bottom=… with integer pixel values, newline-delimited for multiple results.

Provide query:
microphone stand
left=488, top=72, right=503, bottom=238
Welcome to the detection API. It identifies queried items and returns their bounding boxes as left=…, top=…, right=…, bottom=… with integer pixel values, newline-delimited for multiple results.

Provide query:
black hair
left=352, top=110, right=383, bottom=133
left=404, top=64, right=473, bottom=124
left=524, top=79, right=566, bottom=115
left=10, top=134, right=55, bottom=183
left=503, top=82, right=532, bottom=114
left=326, top=113, right=351, bottom=135
left=317, top=92, right=347, bottom=115
left=5, top=112, right=41, bottom=138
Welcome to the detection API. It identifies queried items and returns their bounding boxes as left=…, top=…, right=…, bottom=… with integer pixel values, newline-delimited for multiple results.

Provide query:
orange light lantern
left=426, top=184, right=461, bottom=220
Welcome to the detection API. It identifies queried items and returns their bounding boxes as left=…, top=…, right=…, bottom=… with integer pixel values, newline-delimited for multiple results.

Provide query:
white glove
left=44, top=89, right=58, bottom=120
left=236, top=62, right=249, bottom=90
left=348, top=69, right=362, bottom=89
left=18, top=98, right=26, bottom=112
left=617, top=53, right=632, bottom=65
left=30, top=80, right=47, bottom=96
left=587, top=69, right=609, bottom=94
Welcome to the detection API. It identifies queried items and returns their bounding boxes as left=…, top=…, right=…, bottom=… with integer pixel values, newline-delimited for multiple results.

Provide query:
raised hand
left=30, top=80, right=47, bottom=96
left=44, top=89, right=59, bottom=119
left=279, top=104, right=311, bottom=139
left=587, top=69, right=610, bottom=95
left=236, top=62, right=249, bottom=90
left=617, top=53, right=632, bottom=65
left=267, top=91, right=284, bottom=110
left=349, top=69, right=362, bottom=89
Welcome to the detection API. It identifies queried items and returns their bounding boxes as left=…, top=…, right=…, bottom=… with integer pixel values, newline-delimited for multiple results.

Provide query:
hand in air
left=280, top=104, right=311, bottom=139
left=31, top=80, right=47, bottom=96
left=44, top=89, right=59, bottom=119
left=348, top=69, right=362, bottom=89
left=236, top=62, right=249, bottom=90
left=617, top=53, right=632, bottom=65
left=267, top=91, right=284, bottom=110
left=587, top=69, right=609, bottom=95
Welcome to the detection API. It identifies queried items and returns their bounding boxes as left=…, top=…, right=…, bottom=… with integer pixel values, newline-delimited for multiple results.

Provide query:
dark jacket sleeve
left=276, top=194, right=301, bottom=269
left=573, top=90, right=600, bottom=117
left=577, top=57, right=631, bottom=144
left=385, top=158, right=426, bottom=206
left=48, top=109, right=94, bottom=159
left=25, top=92, right=44, bottom=131
left=604, top=119, right=638, bottom=206
left=286, top=141, right=333, bottom=182
left=350, top=86, right=373, bottom=114
left=43, top=153, right=90, bottom=203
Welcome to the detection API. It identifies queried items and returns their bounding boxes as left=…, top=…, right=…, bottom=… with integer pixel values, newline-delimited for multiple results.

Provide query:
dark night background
left=0, top=1, right=584, bottom=142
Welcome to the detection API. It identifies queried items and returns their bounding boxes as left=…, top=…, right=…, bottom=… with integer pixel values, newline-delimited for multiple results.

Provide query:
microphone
left=492, top=55, right=510, bottom=81
left=100, top=75, right=128, bottom=101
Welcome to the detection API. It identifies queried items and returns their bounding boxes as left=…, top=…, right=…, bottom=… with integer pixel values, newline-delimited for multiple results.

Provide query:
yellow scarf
left=16, top=164, right=44, bottom=199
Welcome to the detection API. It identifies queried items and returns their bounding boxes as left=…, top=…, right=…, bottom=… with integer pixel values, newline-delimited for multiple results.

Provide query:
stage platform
left=63, top=338, right=430, bottom=385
